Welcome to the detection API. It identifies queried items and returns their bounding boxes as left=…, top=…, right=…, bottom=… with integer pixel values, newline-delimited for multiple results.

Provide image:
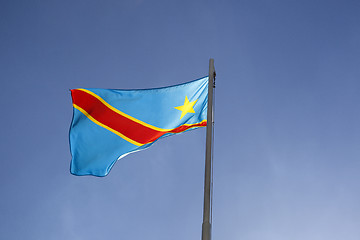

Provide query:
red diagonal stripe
left=71, top=89, right=206, bottom=145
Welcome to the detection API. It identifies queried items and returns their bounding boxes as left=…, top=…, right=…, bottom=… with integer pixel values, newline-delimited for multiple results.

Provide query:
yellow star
left=174, top=96, right=198, bottom=119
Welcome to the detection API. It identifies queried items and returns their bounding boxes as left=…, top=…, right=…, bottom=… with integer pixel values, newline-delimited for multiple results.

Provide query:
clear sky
left=1, top=0, right=360, bottom=239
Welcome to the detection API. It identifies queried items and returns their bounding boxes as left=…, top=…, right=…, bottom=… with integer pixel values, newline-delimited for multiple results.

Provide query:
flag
left=69, top=77, right=208, bottom=176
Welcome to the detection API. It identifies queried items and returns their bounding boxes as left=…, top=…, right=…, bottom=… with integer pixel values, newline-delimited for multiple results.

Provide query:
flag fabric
left=69, top=77, right=209, bottom=176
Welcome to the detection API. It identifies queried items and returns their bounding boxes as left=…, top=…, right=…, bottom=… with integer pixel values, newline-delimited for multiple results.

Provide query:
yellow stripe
left=73, top=89, right=207, bottom=146
left=78, top=88, right=172, bottom=132
left=182, top=119, right=207, bottom=127
left=78, top=88, right=207, bottom=131
left=74, top=103, right=206, bottom=145
left=73, top=104, right=143, bottom=146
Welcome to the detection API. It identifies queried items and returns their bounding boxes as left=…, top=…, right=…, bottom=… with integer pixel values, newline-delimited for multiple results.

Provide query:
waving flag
left=69, top=77, right=208, bottom=176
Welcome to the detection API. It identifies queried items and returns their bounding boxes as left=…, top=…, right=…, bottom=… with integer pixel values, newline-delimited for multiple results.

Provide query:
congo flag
left=70, top=77, right=208, bottom=176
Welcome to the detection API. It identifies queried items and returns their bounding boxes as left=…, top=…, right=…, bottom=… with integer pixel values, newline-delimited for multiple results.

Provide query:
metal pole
left=202, top=58, right=215, bottom=240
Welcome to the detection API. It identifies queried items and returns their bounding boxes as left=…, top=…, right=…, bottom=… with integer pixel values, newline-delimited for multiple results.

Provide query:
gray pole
left=202, top=58, right=215, bottom=240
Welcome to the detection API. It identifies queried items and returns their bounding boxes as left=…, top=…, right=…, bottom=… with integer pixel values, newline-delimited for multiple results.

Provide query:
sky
left=1, top=0, right=360, bottom=239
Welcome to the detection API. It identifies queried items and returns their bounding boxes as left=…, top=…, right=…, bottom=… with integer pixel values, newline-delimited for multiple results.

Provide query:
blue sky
left=1, top=0, right=360, bottom=239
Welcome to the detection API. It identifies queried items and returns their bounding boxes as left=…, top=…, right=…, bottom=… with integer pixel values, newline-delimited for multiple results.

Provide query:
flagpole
left=202, top=58, right=215, bottom=240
